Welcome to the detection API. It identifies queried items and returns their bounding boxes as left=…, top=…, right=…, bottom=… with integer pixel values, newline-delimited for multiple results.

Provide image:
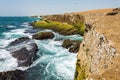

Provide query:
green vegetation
left=33, top=20, right=72, bottom=30
left=74, top=22, right=85, bottom=36
left=74, top=63, right=86, bottom=80
left=32, top=20, right=85, bottom=36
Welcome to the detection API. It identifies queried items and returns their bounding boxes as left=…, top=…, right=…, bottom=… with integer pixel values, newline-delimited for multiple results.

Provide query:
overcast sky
left=0, top=0, right=120, bottom=16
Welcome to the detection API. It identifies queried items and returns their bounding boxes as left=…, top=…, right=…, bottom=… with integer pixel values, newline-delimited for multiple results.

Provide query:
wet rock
left=62, top=39, right=73, bottom=48
left=0, top=70, right=26, bottom=80
left=69, top=41, right=81, bottom=53
left=32, top=32, right=54, bottom=40
left=62, top=39, right=81, bottom=53
left=8, top=37, right=30, bottom=46
left=7, top=37, right=38, bottom=67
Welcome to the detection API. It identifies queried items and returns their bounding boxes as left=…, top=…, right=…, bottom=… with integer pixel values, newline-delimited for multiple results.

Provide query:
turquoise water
left=0, top=17, right=39, bottom=72
left=0, top=17, right=83, bottom=80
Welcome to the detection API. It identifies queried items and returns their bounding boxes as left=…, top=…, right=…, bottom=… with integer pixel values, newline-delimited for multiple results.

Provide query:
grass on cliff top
left=33, top=20, right=85, bottom=35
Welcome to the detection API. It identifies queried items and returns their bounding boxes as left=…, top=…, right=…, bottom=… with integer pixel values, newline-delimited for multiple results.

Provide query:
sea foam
left=0, top=49, right=18, bottom=72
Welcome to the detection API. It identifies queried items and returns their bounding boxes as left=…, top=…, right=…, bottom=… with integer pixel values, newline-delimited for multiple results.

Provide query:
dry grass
left=78, top=8, right=120, bottom=80
left=76, top=8, right=113, bottom=14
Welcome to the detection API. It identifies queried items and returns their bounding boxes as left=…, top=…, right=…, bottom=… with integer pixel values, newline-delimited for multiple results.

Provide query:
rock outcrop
left=106, top=8, right=120, bottom=16
left=0, top=70, right=26, bottom=80
left=75, top=10, right=120, bottom=80
left=62, top=39, right=81, bottom=53
left=32, top=32, right=54, bottom=40
left=41, top=13, right=84, bottom=25
left=0, top=37, right=38, bottom=80
left=7, top=37, right=38, bottom=67
left=31, top=13, right=85, bottom=36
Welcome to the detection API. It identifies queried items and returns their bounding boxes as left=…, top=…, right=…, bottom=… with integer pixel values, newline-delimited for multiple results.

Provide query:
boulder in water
left=8, top=37, right=30, bottom=46
left=0, top=70, right=26, bottom=80
left=62, top=39, right=81, bottom=53
left=7, top=37, right=38, bottom=67
left=69, top=41, right=81, bottom=53
left=62, top=39, right=73, bottom=48
left=32, top=32, right=54, bottom=40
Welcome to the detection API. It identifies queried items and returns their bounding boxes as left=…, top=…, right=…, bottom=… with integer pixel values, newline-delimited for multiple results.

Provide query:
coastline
left=0, top=8, right=120, bottom=80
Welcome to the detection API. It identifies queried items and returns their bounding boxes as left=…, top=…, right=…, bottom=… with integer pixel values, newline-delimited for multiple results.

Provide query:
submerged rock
left=7, top=37, right=38, bottom=67
left=0, top=70, right=26, bottom=80
left=62, top=39, right=81, bottom=53
left=32, top=32, right=54, bottom=40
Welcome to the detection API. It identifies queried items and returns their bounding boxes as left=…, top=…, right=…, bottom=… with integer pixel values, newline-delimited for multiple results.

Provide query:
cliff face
left=75, top=11, right=120, bottom=80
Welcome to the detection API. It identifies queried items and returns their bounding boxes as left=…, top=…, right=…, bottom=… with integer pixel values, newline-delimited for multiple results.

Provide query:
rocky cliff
left=75, top=9, right=120, bottom=80
left=32, top=13, right=85, bottom=36
left=41, top=13, right=84, bottom=25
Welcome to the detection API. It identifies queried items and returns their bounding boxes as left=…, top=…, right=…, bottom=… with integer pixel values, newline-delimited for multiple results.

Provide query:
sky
left=0, top=0, right=120, bottom=16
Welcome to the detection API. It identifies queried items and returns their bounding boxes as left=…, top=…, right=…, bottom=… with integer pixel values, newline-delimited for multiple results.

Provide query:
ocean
left=0, top=17, right=82, bottom=80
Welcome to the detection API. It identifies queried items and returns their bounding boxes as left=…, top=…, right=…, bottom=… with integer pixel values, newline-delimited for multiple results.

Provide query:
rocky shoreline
left=0, top=37, right=38, bottom=80
left=1, top=8, right=119, bottom=80
left=0, top=13, right=85, bottom=80
left=7, top=37, right=38, bottom=67
left=30, top=13, right=86, bottom=54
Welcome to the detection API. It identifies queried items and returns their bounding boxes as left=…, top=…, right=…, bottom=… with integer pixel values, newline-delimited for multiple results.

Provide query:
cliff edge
left=75, top=8, right=120, bottom=80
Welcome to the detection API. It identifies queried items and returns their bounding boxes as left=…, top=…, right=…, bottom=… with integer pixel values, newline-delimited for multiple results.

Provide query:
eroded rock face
left=62, top=39, right=81, bottom=53
left=0, top=70, right=26, bottom=80
left=75, top=13, right=120, bottom=80
left=7, top=37, right=38, bottom=67
left=32, top=32, right=54, bottom=40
